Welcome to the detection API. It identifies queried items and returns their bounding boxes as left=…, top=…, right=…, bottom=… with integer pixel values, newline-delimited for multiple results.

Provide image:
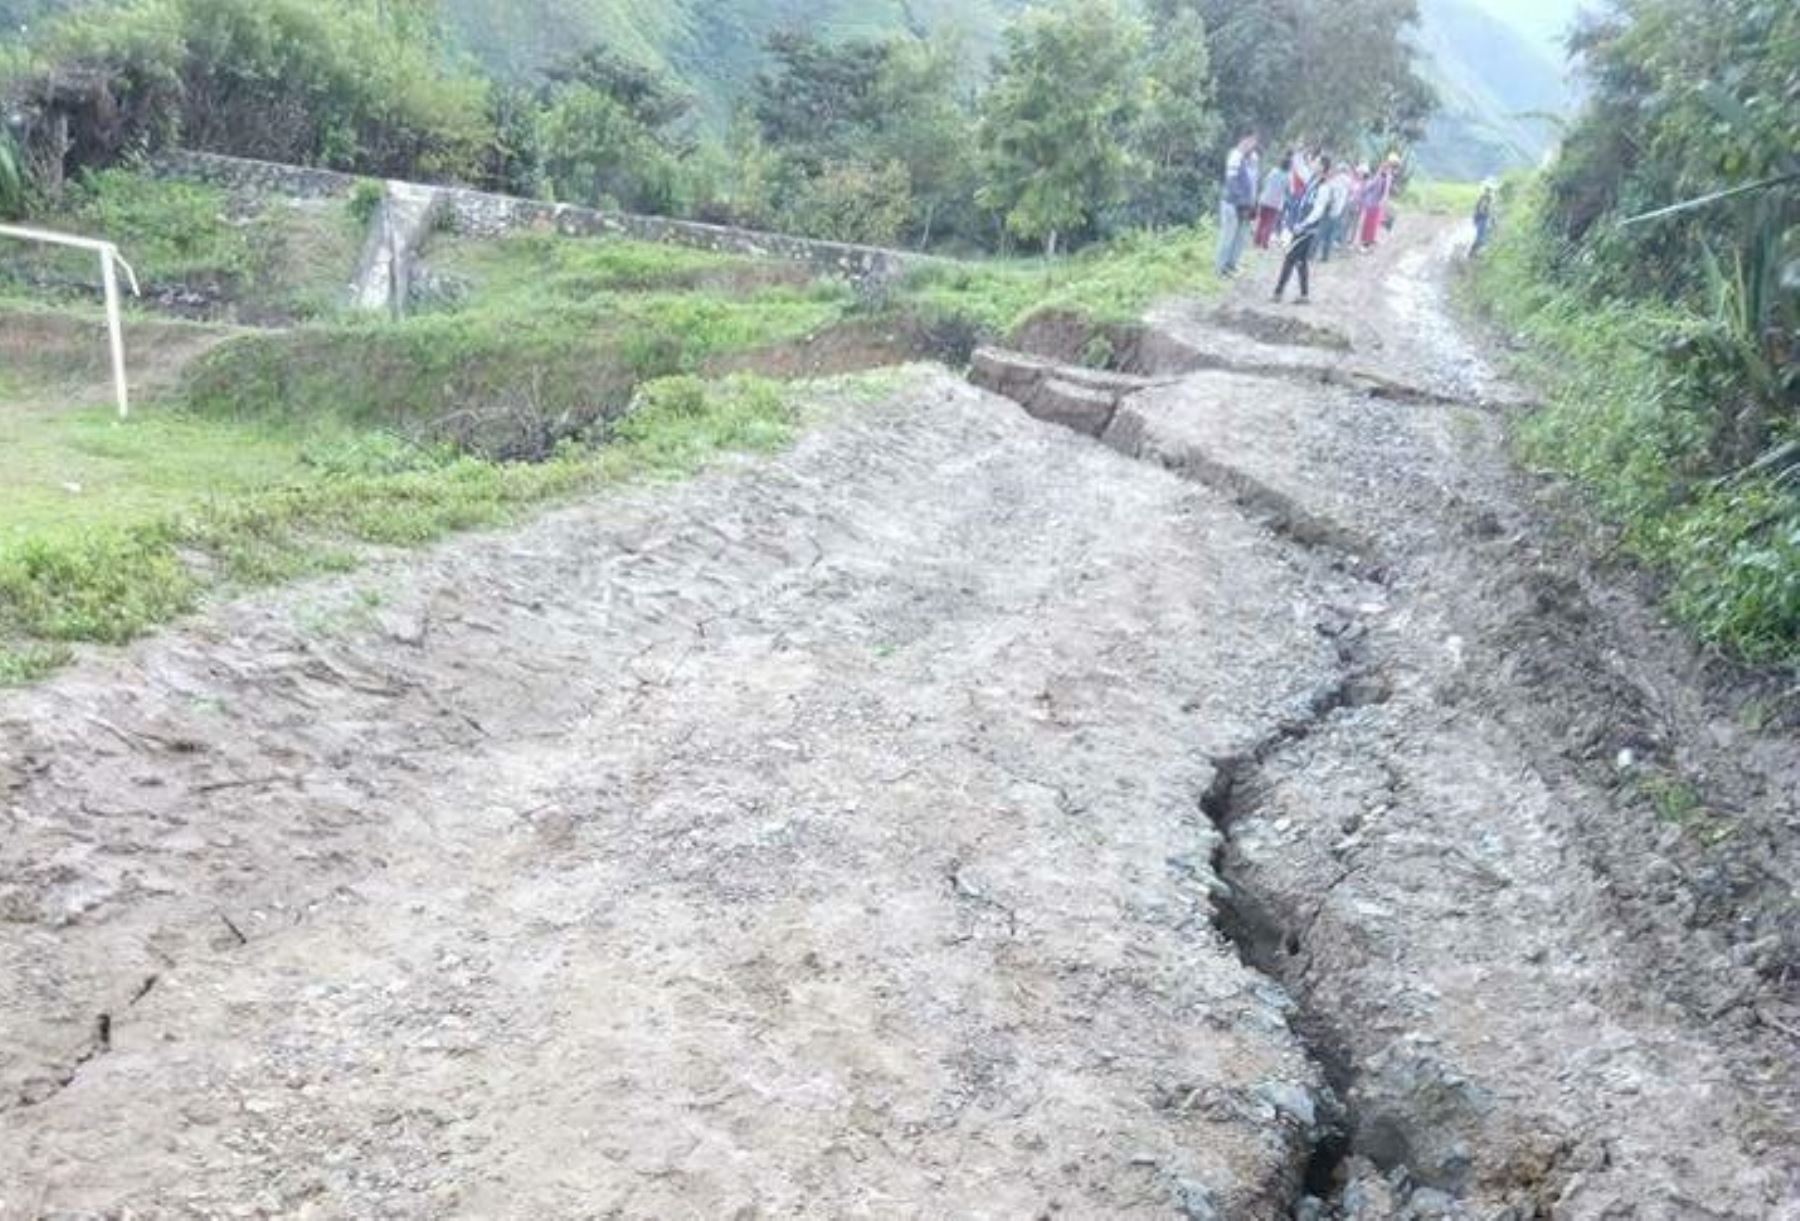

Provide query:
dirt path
left=982, top=219, right=1800, bottom=1217
left=3, top=220, right=1798, bottom=1219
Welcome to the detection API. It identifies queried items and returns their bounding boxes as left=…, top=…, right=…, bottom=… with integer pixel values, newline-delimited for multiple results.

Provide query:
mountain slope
left=1413, top=0, right=1571, bottom=179
left=1463, top=0, right=1581, bottom=62
left=445, top=0, right=1571, bottom=179
left=441, top=0, right=1025, bottom=121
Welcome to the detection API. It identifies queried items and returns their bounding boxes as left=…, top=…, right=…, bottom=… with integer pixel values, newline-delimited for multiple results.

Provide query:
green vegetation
left=5, top=0, right=1437, bottom=255
left=0, top=130, right=23, bottom=219
left=1401, top=178, right=1484, bottom=217
left=1473, top=182, right=1797, bottom=664
left=899, top=225, right=1223, bottom=333
left=2, top=169, right=365, bottom=321
left=976, top=0, right=1147, bottom=253
left=0, top=365, right=799, bottom=681
left=3, top=0, right=489, bottom=181
left=1466, top=0, right=1796, bottom=665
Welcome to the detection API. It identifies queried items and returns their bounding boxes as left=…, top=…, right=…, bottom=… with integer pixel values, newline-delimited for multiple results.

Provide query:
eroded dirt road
left=4, top=220, right=1798, bottom=1219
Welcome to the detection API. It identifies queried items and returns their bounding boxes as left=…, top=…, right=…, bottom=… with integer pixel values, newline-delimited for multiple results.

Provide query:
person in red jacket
left=1360, top=158, right=1397, bottom=250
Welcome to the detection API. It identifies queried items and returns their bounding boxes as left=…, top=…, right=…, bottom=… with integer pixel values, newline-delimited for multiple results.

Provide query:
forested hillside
left=439, top=0, right=1570, bottom=177
left=0, top=0, right=1442, bottom=254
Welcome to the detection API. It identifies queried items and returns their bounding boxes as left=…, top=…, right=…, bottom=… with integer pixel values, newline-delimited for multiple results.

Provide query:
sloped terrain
left=3, top=199, right=1797, bottom=1218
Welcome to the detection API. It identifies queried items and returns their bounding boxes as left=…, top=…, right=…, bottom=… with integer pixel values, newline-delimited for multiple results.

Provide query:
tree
left=751, top=32, right=892, bottom=172
left=867, top=33, right=979, bottom=247
left=530, top=43, right=695, bottom=213
left=1188, top=0, right=1302, bottom=146
left=1187, top=0, right=1432, bottom=155
left=745, top=29, right=977, bottom=247
left=1129, top=2, right=1222, bottom=228
left=978, top=0, right=1147, bottom=254
left=1289, top=0, right=1435, bottom=148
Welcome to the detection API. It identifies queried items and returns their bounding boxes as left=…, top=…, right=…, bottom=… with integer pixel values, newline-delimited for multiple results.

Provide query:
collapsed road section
left=2, top=222, right=1796, bottom=1219
left=974, top=260, right=1800, bottom=1219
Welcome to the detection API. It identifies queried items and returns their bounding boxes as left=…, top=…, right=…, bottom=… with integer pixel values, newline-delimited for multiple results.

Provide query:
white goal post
left=0, top=223, right=141, bottom=419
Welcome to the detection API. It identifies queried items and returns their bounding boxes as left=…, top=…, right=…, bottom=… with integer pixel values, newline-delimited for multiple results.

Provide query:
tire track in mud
left=1, top=374, right=1356, bottom=1217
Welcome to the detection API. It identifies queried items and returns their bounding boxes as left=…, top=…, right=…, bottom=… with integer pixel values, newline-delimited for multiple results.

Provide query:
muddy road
left=3, top=220, right=1798, bottom=1219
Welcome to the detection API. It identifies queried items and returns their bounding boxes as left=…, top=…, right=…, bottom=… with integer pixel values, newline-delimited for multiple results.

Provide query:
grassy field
left=1399, top=178, right=1486, bottom=218
left=0, top=169, right=1226, bottom=684
left=0, top=347, right=801, bottom=682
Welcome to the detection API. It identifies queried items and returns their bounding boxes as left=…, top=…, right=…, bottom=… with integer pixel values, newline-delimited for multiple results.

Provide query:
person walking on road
left=1254, top=154, right=1289, bottom=250
left=1273, top=156, right=1332, bottom=304
left=1216, top=132, right=1260, bottom=277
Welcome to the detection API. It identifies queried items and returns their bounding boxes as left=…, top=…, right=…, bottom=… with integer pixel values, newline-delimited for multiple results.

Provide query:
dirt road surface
left=3, top=219, right=1798, bottom=1219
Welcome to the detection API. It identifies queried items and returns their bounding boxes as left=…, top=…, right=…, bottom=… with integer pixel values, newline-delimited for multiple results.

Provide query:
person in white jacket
left=1318, top=162, right=1354, bottom=263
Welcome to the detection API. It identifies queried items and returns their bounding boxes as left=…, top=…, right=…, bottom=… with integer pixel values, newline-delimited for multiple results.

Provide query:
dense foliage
left=2, top=0, right=490, bottom=183
left=3, top=0, right=1439, bottom=252
left=1474, top=0, right=1798, bottom=662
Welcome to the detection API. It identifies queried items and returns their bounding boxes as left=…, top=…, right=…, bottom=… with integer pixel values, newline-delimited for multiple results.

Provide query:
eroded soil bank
left=2, top=220, right=1797, bottom=1219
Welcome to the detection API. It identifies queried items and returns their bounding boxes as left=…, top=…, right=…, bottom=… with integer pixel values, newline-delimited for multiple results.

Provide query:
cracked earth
left=3, top=220, right=1797, bottom=1219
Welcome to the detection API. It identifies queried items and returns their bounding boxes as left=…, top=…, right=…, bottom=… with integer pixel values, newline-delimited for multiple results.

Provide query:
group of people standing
left=1215, top=132, right=1402, bottom=304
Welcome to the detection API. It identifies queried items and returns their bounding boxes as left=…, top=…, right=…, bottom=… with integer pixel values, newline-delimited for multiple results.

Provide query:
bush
left=779, top=161, right=914, bottom=247
left=10, top=0, right=490, bottom=184
left=68, top=168, right=250, bottom=282
left=0, top=531, right=196, bottom=644
left=1471, top=181, right=1800, bottom=664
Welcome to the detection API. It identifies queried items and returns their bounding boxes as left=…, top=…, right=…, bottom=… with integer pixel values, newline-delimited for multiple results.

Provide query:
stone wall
left=153, top=150, right=362, bottom=201
left=153, top=150, right=928, bottom=288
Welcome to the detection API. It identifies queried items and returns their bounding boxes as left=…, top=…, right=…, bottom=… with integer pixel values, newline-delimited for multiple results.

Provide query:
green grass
left=895, top=224, right=1222, bottom=334
left=425, top=231, right=813, bottom=301
left=1400, top=178, right=1484, bottom=217
left=0, top=370, right=800, bottom=677
left=1466, top=183, right=1799, bottom=666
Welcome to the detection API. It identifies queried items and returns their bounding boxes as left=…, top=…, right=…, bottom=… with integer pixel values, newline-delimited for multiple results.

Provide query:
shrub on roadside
left=1471, top=181, right=1799, bottom=664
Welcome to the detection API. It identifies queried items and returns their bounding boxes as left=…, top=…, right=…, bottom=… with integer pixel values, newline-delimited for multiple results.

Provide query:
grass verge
left=1465, top=184, right=1798, bottom=666
left=0, top=373, right=798, bottom=684
left=895, top=224, right=1222, bottom=335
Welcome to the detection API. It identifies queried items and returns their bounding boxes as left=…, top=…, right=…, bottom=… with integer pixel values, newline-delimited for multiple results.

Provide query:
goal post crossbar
left=0, top=223, right=141, bottom=419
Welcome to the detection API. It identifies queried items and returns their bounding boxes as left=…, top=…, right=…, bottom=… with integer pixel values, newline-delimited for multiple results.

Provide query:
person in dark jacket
left=1215, top=132, right=1260, bottom=277
left=1273, top=156, right=1333, bottom=304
